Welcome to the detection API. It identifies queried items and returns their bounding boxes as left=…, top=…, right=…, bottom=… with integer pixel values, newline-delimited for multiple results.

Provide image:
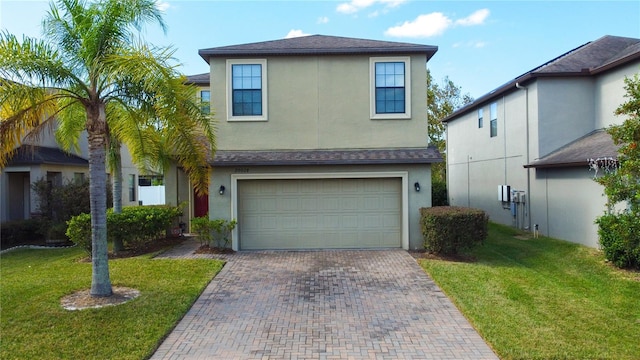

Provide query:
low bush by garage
left=420, top=206, right=489, bottom=255
left=67, top=205, right=182, bottom=256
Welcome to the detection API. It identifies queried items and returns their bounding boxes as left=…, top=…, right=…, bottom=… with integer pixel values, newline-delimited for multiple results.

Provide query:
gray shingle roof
left=533, top=35, right=640, bottom=74
left=199, top=34, right=438, bottom=62
left=443, top=35, right=640, bottom=123
left=185, top=73, right=209, bottom=85
left=6, top=145, right=88, bottom=166
left=524, top=129, right=619, bottom=168
left=211, top=147, right=442, bottom=167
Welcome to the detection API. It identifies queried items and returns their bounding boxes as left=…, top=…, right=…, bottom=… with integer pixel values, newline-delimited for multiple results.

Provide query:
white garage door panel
left=238, top=178, right=402, bottom=250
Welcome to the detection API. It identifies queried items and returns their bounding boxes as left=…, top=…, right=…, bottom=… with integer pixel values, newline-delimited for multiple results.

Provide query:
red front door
left=193, top=190, right=209, bottom=218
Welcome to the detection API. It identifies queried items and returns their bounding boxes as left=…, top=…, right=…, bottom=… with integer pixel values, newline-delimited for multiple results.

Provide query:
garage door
left=238, top=178, right=402, bottom=250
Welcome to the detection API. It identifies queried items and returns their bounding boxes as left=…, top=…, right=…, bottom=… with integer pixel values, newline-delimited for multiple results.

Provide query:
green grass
left=0, top=247, right=224, bottom=360
left=419, top=223, right=640, bottom=360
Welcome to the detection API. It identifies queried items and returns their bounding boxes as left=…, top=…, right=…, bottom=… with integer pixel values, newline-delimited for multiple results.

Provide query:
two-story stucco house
left=167, top=35, right=441, bottom=250
left=444, top=35, right=640, bottom=248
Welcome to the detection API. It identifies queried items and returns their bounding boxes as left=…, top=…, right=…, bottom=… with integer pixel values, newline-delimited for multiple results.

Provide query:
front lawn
left=0, top=247, right=223, bottom=360
left=419, top=223, right=640, bottom=360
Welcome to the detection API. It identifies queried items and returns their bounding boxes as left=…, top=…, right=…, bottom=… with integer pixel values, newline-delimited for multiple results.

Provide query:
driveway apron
left=151, top=248, right=498, bottom=359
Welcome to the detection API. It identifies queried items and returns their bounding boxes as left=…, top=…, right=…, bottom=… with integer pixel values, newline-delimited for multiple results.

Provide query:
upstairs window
left=370, top=57, right=411, bottom=119
left=478, top=108, right=483, bottom=128
left=227, top=59, right=268, bottom=121
left=490, top=102, right=498, bottom=137
left=200, top=90, right=210, bottom=114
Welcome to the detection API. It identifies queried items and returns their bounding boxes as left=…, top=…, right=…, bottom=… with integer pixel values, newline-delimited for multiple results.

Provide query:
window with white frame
left=490, top=102, right=498, bottom=137
left=478, top=108, right=483, bottom=128
left=226, top=59, right=268, bottom=121
left=370, top=57, right=411, bottom=119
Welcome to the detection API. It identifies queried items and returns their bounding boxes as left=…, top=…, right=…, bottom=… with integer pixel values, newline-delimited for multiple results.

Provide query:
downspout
left=516, top=82, right=532, bottom=231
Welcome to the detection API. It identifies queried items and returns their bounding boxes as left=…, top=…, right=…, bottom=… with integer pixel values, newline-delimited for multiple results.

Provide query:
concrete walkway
left=151, top=240, right=498, bottom=359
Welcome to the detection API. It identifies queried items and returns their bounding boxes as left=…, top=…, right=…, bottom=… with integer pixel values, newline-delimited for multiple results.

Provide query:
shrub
left=31, top=178, right=112, bottom=242
left=431, top=180, right=449, bottom=206
left=66, top=205, right=181, bottom=256
left=191, top=216, right=214, bottom=247
left=190, top=217, right=237, bottom=248
left=420, top=206, right=488, bottom=255
left=0, top=219, right=45, bottom=249
left=596, top=212, right=640, bottom=269
left=66, top=213, right=92, bottom=254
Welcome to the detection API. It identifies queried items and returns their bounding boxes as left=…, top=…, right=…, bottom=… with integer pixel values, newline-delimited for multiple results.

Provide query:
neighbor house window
left=73, top=172, right=85, bottom=183
left=200, top=90, right=210, bottom=114
left=128, top=174, right=136, bottom=202
left=478, top=108, right=483, bottom=128
left=490, top=102, right=498, bottom=137
left=226, top=59, right=267, bottom=121
left=370, top=57, right=411, bottom=119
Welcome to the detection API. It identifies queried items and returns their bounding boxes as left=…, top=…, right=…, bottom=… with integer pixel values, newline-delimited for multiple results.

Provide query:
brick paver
left=151, top=241, right=498, bottom=359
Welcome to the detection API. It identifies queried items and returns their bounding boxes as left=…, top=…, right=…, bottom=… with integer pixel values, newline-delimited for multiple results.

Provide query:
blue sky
left=1, top=0, right=639, bottom=98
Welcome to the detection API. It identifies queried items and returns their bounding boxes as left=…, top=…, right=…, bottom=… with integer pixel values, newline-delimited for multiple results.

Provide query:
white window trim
left=369, top=56, right=411, bottom=120
left=226, top=59, right=268, bottom=122
left=229, top=172, right=409, bottom=251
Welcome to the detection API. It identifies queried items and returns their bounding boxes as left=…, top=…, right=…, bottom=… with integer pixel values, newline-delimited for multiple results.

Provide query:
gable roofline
left=198, top=34, right=438, bottom=63
left=442, top=35, right=640, bottom=123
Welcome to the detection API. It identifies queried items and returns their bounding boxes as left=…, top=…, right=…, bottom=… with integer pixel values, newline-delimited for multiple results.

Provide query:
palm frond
left=0, top=83, right=59, bottom=167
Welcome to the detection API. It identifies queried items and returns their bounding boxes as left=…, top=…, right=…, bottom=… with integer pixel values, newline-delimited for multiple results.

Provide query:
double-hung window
left=490, top=102, right=498, bottom=137
left=370, top=57, right=411, bottom=119
left=478, top=108, right=483, bottom=128
left=227, top=59, right=268, bottom=121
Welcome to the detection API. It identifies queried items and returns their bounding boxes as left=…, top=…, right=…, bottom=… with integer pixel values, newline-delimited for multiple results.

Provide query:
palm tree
left=0, top=0, right=215, bottom=297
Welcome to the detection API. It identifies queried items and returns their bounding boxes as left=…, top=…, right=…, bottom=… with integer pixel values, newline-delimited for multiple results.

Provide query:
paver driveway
left=152, top=246, right=498, bottom=359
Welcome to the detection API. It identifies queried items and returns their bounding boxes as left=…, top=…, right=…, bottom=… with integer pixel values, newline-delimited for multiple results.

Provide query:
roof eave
left=211, top=158, right=443, bottom=167
left=199, top=47, right=438, bottom=63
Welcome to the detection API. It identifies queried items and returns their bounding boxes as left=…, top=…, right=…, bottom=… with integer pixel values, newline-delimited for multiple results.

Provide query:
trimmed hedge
left=0, top=219, right=45, bottom=249
left=596, top=212, right=640, bottom=269
left=66, top=205, right=182, bottom=256
left=420, top=206, right=489, bottom=255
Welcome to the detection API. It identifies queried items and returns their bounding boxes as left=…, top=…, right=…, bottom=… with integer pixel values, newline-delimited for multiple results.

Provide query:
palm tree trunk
left=111, top=140, right=124, bottom=253
left=87, top=103, right=113, bottom=297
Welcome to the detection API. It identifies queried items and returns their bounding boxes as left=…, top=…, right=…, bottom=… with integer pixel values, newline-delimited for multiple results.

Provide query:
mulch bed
left=194, top=245, right=235, bottom=254
left=409, top=249, right=477, bottom=263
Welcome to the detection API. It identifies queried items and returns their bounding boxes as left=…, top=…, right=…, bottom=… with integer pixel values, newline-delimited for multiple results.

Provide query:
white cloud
left=155, top=0, right=170, bottom=12
left=385, top=12, right=451, bottom=38
left=317, top=16, right=329, bottom=24
left=385, top=8, right=490, bottom=38
left=455, top=9, right=490, bottom=26
left=285, top=29, right=311, bottom=39
left=336, top=0, right=407, bottom=14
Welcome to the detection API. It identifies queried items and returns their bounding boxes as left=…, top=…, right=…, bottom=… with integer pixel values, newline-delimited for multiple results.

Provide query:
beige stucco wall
left=210, top=54, right=428, bottom=151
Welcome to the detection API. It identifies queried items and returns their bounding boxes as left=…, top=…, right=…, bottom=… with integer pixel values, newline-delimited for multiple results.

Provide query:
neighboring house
left=167, top=35, right=441, bottom=250
left=444, top=35, right=640, bottom=248
left=0, top=123, right=142, bottom=222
